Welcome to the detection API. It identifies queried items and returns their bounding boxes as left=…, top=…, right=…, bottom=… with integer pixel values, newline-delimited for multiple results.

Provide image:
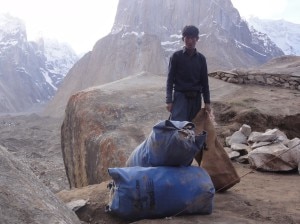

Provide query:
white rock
left=228, top=130, right=247, bottom=146
left=228, top=151, right=240, bottom=159
left=225, top=136, right=231, bottom=146
left=66, top=199, right=88, bottom=212
left=239, top=124, right=251, bottom=137
left=231, top=143, right=251, bottom=152
left=224, top=147, right=232, bottom=153
left=286, top=138, right=300, bottom=149
left=265, top=129, right=288, bottom=141
left=248, top=131, right=277, bottom=143
left=236, top=155, right=249, bottom=164
left=251, top=141, right=273, bottom=149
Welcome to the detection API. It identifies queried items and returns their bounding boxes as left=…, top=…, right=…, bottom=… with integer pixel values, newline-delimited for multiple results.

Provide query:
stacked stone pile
left=225, top=124, right=300, bottom=174
left=209, top=71, right=300, bottom=90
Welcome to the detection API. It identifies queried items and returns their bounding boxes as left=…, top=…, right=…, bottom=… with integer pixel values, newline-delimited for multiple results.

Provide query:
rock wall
left=209, top=71, right=300, bottom=90
left=209, top=55, right=300, bottom=91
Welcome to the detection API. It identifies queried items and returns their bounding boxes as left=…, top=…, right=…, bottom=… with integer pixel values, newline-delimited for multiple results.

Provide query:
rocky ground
left=0, top=114, right=69, bottom=193
left=0, top=78, right=299, bottom=223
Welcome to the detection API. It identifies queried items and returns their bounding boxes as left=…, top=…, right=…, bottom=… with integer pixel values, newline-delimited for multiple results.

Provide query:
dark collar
left=183, top=47, right=197, bottom=56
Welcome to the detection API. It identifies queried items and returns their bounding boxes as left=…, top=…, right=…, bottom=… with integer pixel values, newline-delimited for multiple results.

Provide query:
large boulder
left=0, top=145, right=81, bottom=224
left=61, top=72, right=169, bottom=188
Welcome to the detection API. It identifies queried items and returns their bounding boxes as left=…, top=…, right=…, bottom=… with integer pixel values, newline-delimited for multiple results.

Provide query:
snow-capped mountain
left=43, top=38, right=78, bottom=88
left=0, top=14, right=78, bottom=113
left=247, top=17, right=300, bottom=56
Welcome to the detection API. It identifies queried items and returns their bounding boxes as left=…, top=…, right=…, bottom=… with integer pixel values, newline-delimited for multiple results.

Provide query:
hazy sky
left=231, top=0, right=300, bottom=24
left=1, top=0, right=299, bottom=54
left=0, top=0, right=118, bottom=54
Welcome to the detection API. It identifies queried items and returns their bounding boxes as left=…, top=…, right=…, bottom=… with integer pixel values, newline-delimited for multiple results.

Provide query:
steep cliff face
left=112, top=0, right=284, bottom=68
left=0, top=14, right=78, bottom=113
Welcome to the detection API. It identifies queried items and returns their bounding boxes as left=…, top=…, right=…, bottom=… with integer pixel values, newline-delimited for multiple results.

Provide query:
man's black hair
left=182, top=25, right=199, bottom=38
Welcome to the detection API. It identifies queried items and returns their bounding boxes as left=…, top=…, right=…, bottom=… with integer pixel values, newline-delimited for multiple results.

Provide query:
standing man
left=166, top=25, right=211, bottom=121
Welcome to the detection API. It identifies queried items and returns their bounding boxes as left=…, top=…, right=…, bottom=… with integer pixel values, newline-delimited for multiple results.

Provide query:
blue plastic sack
left=126, top=120, right=206, bottom=167
left=106, top=166, right=215, bottom=221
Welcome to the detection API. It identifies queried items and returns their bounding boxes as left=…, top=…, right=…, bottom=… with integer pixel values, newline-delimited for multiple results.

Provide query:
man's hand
left=166, top=103, right=173, bottom=112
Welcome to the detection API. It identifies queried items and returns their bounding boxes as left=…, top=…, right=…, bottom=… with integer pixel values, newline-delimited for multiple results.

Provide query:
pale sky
left=231, top=0, right=300, bottom=24
left=1, top=0, right=299, bottom=55
left=0, top=0, right=119, bottom=54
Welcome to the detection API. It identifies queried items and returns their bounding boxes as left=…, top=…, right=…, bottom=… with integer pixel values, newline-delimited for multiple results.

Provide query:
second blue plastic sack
left=106, top=166, right=215, bottom=221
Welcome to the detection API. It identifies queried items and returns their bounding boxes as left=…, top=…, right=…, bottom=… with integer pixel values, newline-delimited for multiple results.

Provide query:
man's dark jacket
left=166, top=48, right=210, bottom=104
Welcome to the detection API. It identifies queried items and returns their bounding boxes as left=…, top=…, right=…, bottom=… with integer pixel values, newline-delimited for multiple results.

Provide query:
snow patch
left=122, top=31, right=145, bottom=38
left=235, top=40, right=267, bottom=57
left=161, top=40, right=180, bottom=46
left=170, top=34, right=181, bottom=39
left=41, top=69, right=57, bottom=91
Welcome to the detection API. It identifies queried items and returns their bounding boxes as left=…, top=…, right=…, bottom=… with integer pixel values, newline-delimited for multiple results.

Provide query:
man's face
left=183, top=35, right=198, bottom=50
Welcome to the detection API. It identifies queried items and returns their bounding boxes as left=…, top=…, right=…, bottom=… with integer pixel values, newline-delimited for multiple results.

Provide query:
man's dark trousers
left=170, top=91, right=201, bottom=122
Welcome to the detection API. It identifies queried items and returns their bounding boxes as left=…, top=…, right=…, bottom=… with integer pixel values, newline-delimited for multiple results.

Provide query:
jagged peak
left=0, top=13, right=27, bottom=41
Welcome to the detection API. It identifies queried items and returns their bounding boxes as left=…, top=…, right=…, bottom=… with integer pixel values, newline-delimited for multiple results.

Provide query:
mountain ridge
left=0, top=14, right=78, bottom=113
left=247, top=16, right=300, bottom=56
